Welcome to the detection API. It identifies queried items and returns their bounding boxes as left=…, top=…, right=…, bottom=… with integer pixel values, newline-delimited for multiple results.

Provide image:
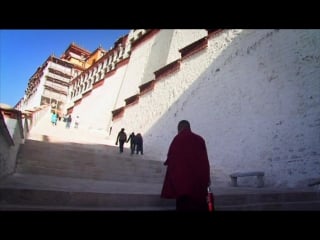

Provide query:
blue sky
left=0, top=29, right=130, bottom=107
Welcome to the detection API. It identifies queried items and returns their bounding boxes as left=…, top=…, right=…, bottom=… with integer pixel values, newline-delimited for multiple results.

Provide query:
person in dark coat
left=127, top=132, right=136, bottom=155
left=134, top=133, right=143, bottom=155
left=161, top=120, right=211, bottom=211
left=115, top=128, right=127, bottom=153
left=65, top=114, right=72, bottom=128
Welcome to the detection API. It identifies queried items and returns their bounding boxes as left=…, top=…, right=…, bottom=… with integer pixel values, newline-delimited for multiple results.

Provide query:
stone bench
left=230, top=171, right=265, bottom=187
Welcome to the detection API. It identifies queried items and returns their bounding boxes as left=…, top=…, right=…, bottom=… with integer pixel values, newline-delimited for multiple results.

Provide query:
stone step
left=17, top=154, right=165, bottom=173
left=1, top=173, right=319, bottom=211
left=16, top=155, right=165, bottom=174
left=0, top=173, right=163, bottom=193
left=19, top=139, right=162, bottom=166
left=0, top=188, right=175, bottom=211
left=16, top=138, right=166, bottom=183
left=15, top=165, right=165, bottom=183
left=0, top=203, right=176, bottom=211
left=0, top=173, right=175, bottom=210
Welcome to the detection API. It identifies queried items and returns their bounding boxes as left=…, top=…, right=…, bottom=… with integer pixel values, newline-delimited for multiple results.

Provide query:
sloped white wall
left=112, top=29, right=320, bottom=187
left=70, top=63, right=128, bottom=132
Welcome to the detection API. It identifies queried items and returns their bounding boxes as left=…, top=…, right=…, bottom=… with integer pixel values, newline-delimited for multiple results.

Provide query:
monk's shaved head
left=178, top=120, right=191, bottom=133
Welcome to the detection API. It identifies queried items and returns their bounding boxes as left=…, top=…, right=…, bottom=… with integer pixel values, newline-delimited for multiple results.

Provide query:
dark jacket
left=116, top=130, right=127, bottom=144
left=134, top=134, right=143, bottom=146
left=127, top=133, right=136, bottom=144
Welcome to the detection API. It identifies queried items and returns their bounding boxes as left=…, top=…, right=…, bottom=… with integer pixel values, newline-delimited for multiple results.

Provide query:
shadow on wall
left=130, top=29, right=319, bottom=187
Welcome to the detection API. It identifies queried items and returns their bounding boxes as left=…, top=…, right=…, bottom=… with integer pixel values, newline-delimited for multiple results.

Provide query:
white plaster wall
left=193, top=29, right=320, bottom=187
left=50, top=61, right=72, bottom=76
left=113, top=29, right=206, bottom=110
left=114, top=36, right=157, bottom=109
left=140, top=30, right=174, bottom=84
left=35, top=66, right=49, bottom=106
left=118, top=30, right=242, bottom=160
left=111, top=29, right=210, bottom=136
left=23, top=67, right=48, bottom=111
left=23, top=60, right=70, bottom=112
left=111, top=29, right=320, bottom=187
left=166, top=29, right=207, bottom=63
left=112, top=43, right=215, bottom=159
left=71, top=63, right=128, bottom=132
left=111, top=30, right=242, bottom=158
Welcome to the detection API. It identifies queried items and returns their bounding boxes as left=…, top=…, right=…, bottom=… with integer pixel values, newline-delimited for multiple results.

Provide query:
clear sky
left=0, top=29, right=130, bottom=107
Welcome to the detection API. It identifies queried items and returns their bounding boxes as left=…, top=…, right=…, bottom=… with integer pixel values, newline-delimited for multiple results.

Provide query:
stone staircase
left=1, top=108, right=320, bottom=211
left=0, top=137, right=176, bottom=210
left=0, top=109, right=175, bottom=210
left=15, top=140, right=166, bottom=183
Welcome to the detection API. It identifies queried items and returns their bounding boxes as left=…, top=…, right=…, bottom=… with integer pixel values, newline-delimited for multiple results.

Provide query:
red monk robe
left=161, top=125, right=211, bottom=211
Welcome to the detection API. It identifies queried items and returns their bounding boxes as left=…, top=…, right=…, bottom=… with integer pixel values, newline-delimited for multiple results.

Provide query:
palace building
left=14, top=29, right=320, bottom=188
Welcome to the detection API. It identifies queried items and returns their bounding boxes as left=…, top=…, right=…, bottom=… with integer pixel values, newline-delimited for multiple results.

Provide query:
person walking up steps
left=134, top=133, right=143, bottom=155
left=127, top=132, right=136, bottom=155
left=115, top=128, right=127, bottom=153
left=51, top=111, right=58, bottom=126
left=161, top=120, right=211, bottom=211
left=74, top=116, right=80, bottom=129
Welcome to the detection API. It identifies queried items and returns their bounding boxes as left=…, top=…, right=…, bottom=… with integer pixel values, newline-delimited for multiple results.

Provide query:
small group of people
left=64, top=114, right=72, bottom=128
left=51, top=110, right=83, bottom=130
left=127, top=132, right=143, bottom=155
left=63, top=114, right=80, bottom=129
left=114, top=120, right=212, bottom=212
left=115, top=128, right=143, bottom=155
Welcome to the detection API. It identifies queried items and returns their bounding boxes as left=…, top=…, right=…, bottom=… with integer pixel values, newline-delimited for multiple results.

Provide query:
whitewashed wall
left=196, top=29, right=320, bottom=187
left=139, top=30, right=174, bottom=84
left=113, top=30, right=209, bottom=111
left=113, top=34, right=157, bottom=109
left=111, top=29, right=211, bottom=134
left=166, top=29, right=207, bottom=63
left=22, top=66, right=49, bottom=111
left=111, top=29, right=320, bottom=187
left=70, top=63, right=129, bottom=132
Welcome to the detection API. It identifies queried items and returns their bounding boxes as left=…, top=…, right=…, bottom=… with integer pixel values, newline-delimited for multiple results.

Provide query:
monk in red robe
left=161, top=120, right=211, bottom=211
